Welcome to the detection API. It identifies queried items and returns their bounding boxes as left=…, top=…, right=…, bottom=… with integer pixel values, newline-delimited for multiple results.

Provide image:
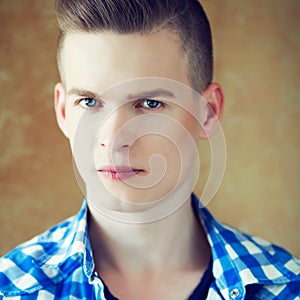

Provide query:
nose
left=97, top=107, right=132, bottom=151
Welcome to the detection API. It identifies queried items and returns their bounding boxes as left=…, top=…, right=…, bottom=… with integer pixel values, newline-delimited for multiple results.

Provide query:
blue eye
left=143, top=99, right=162, bottom=109
left=134, top=99, right=164, bottom=111
left=79, top=98, right=98, bottom=108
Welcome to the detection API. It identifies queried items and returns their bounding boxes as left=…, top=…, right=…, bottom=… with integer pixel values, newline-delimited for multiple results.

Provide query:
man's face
left=57, top=30, right=203, bottom=208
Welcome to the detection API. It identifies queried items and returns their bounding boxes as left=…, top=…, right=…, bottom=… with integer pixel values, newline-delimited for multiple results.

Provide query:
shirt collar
left=192, top=195, right=246, bottom=299
left=35, top=200, right=95, bottom=280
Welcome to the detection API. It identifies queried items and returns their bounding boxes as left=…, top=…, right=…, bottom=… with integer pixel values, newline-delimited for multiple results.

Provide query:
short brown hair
left=55, top=0, right=213, bottom=92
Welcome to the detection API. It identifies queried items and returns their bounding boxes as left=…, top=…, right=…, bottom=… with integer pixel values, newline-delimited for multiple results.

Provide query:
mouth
left=98, top=166, right=144, bottom=181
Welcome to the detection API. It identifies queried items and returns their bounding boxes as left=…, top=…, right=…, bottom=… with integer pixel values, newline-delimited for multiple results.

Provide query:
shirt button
left=230, top=288, right=240, bottom=298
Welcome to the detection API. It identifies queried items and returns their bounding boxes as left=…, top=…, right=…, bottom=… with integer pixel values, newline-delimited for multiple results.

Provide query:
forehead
left=60, top=30, right=190, bottom=93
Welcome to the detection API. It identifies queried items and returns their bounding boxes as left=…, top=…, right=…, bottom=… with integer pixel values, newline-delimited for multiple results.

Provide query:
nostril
left=121, top=144, right=130, bottom=149
left=99, top=142, right=129, bottom=149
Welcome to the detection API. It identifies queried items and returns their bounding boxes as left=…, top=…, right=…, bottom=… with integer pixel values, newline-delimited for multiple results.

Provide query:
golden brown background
left=0, top=1, right=299, bottom=257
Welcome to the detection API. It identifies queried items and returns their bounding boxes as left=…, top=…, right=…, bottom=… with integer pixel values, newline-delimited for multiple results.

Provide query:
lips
left=98, top=166, right=143, bottom=181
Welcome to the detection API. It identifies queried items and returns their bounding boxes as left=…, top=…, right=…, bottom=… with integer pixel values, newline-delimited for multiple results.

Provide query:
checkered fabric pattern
left=0, top=195, right=299, bottom=299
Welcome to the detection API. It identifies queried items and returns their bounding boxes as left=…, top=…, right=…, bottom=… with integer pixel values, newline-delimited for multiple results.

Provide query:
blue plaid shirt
left=1, top=195, right=299, bottom=299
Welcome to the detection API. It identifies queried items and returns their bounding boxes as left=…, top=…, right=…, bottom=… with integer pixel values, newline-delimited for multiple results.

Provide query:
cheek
left=153, top=113, right=200, bottom=178
left=178, top=112, right=201, bottom=143
left=129, top=135, right=181, bottom=170
left=64, top=105, right=87, bottom=141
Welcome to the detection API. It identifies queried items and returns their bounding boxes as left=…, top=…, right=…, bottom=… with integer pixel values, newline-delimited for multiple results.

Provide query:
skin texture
left=55, top=30, right=223, bottom=300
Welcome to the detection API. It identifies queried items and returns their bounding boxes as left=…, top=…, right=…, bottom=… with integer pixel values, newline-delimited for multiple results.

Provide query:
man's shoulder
left=1, top=214, right=75, bottom=260
left=0, top=215, right=77, bottom=297
left=197, top=202, right=300, bottom=278
left=194, top=199, right=300, bottom=299
left=219, top=221, right=300, bottom=273
left=212, top=220, right=300, bottom=298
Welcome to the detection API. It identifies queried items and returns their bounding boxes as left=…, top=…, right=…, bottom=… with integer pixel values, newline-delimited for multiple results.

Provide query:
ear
left=54, top=82, right=69, bottom=138
left=200, top=83, right=224, bottom=138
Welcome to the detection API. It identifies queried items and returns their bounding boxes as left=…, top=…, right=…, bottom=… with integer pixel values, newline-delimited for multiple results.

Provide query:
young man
left=0, top=0, right=299, bottom=299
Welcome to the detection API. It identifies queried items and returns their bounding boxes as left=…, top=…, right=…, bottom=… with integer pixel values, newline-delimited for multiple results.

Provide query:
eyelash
left=134, top=99, right=164, bottom=111
left=75, top=98, right=165, bottom=111
left=75, top=98, right=103, bottom=109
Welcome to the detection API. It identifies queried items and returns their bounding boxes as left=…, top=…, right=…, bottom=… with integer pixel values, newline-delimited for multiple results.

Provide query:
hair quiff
left=55, top=0, right=213, bottom=92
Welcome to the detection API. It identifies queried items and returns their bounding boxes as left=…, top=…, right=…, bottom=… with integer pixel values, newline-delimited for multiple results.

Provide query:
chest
left=97, top=270, right=205, bottom=300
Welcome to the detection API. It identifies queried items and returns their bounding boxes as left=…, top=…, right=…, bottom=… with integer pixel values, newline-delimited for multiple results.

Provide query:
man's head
left=55, top=0, right=213, bottom=93
left=54, top=0, right=224, bottom=219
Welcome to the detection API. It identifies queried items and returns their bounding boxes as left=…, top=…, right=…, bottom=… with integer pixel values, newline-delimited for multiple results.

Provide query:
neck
left=88, top=195, right=211, bottom=277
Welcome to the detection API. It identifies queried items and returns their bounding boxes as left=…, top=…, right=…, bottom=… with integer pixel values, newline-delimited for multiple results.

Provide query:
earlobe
left=54, top=82, right=69, bottom=138
left=200, top=83, right=224, bottom=138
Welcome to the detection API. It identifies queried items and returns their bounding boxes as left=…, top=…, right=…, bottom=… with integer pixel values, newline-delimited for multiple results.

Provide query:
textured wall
left=0, top=1, right=299, bottom=257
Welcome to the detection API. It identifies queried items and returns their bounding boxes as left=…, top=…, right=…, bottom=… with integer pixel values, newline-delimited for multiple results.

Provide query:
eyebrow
left=127, top=89, right=175, bottom=100
left=67, top=88, right=99, bottom=98
left=67, top=88, right=175, bottom=100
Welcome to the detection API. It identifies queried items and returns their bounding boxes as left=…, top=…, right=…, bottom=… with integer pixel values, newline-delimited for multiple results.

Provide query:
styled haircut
left=55, top=0, right=213, bottom=92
